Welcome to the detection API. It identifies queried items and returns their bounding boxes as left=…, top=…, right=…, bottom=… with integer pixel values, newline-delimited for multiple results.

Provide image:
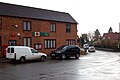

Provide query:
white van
left=6, top=46, right=47, bottom=63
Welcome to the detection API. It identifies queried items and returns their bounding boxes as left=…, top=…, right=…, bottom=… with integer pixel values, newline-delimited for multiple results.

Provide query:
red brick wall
left=0, top=16, right=78, bottom=55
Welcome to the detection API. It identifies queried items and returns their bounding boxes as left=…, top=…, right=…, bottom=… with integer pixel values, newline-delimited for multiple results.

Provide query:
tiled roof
left=103, top=32, right=120, bottom=40
left=0, top=2, right=77, bottom=24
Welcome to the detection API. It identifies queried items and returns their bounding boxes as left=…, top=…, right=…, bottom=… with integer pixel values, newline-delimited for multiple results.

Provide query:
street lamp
left=108, top=36, right=111, bottom=48
left=101, top=37, right=105, bottom=48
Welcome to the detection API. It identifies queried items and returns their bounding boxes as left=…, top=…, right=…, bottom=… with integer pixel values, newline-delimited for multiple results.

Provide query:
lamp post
left=117, top=32, right=120, bottom=50
left=17, top=33, right=21, bottom=39
left=108, top=36, right=111, bottom=48
left=101, top=37, right=105, bottom=48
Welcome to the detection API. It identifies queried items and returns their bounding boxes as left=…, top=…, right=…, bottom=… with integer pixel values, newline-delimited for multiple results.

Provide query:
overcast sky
left=0, top=0, right=120, bottom=36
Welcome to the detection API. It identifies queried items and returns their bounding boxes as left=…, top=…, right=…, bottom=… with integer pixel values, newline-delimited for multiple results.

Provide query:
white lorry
left=6, top=46, right=47, bottom=63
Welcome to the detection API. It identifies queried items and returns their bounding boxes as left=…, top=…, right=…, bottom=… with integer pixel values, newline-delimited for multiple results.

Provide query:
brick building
left=0, top=2, right=78, bottom=56
left=103, top=32, right=120, bottom=48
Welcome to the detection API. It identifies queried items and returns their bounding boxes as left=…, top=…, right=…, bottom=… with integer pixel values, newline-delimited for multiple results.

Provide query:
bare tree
left=87, top=31, right=95, bottom=41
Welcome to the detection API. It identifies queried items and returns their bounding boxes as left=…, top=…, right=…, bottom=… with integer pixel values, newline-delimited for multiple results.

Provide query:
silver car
left=88, top=46, right=95, bottom=52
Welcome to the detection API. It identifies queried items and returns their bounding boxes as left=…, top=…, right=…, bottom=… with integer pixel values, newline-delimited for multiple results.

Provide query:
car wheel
left=40, top=56, right=47, bottom=62
left=20, top=57, right=26, bottom=63
left=60, top=54, right=66, bottom=60
left=75, top=53, right=80, bottom=59
left=66, top=56, right=70, bottom=59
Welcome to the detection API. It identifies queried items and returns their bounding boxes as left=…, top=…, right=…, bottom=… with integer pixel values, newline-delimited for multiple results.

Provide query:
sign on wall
left=32, top=32, right=49, bottom=37
left=32, top=32, right=40, bottom=36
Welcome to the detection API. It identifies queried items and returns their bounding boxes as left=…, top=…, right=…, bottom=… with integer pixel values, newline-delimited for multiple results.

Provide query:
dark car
left=50, top=45, right=80, bottom=60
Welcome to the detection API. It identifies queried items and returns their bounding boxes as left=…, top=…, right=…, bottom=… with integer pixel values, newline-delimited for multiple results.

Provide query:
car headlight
left=58, top=51, right=61, bottom=53
left=56, top=51, right=62, bottom=53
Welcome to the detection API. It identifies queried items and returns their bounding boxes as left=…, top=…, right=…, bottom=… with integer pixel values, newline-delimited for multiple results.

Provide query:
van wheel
left=40, top=56, right=47, bottom=62
left=20, top=57, right=26, bottom=63
left=75, top=53, right=80, bottom=59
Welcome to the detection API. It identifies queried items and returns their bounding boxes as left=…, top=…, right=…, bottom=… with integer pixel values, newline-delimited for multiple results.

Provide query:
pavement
left=95, top=47, right=120, bottom=52
left=0, top=58, right=9, bottom=63
left=0, top=55, right=86, bottom=63
left=0, top=49, right=87, bottom=63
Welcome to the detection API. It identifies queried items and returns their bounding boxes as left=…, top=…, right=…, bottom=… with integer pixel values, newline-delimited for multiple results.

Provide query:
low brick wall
left=0, top=51, right=3, bottom=58
left=80, top=48, right=87, bottom=55
left=95, top=47, right=119, bottom=52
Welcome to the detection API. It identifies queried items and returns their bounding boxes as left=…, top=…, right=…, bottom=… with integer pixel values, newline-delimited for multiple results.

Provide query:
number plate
left=51, top=54, right=55, bottom=56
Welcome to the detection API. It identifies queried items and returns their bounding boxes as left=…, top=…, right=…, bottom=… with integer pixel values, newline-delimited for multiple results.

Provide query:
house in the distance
left=0, top=2, right=78, bottom=57
left=103, top=32, right=120, bottom=48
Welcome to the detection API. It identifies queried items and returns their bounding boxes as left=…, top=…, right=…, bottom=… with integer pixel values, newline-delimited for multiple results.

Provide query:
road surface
left=0, top=50, right=120, bottom=80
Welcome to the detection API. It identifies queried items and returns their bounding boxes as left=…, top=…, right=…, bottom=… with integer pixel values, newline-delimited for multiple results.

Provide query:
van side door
left=30, top=49, right=40, bottom=59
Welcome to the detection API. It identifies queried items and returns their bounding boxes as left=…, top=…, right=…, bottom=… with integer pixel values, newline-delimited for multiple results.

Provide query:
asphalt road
left=0, top=50, right=120, bottom=80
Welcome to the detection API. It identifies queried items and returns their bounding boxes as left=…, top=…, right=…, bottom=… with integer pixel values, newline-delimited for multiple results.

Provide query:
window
left=31, top=49, right=38, bottom=53
left=23, top=21, right=31, bottom=31
left=23, top=37, right=31, bottom=47
left=34, top=44, right=42, bottom=50
left=7, top=48, right=10, bottom=53
left=0, top=36, right=1, bottom=50
left=0, top=19, right=1, bottom=29
left=9, top=40, right=16, bottom=46
left=50, top=23, right=56, bottom=32
left=7, top=48, right=14, bottom=53
left=66, top=39, right=76, bottom=45
left=66, top=23, right=71, bottom=32
left=44, top=39, right=56, bottom=49
left=11, top=48, right=14, bottom=53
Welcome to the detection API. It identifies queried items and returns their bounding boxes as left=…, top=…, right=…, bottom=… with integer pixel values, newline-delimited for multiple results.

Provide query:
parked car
left=50, top=45, right=80, bottom=60
left=83, top=44, right=89, bottom=49
left=6, top=46, right=47, bottom=63
left=88, top=46, right=95, bottom=52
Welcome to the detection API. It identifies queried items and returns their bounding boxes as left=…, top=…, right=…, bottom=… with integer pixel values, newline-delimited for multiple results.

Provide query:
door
left=30, top=48, right=40, bottom=59
left=3, top=44, right=8, bottom=56
left=9, top=40, right=16, bottom=46
left=6, top=47, right=15, bottom=59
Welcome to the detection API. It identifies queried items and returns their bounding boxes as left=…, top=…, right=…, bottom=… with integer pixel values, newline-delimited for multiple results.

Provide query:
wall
left=0, top=16, right=78, bottom=55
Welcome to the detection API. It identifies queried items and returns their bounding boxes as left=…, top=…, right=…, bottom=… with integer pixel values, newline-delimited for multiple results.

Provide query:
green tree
left=108, top=27, right=113, bottom=33
left=94, top=29, right=101, bottom=41
left=79, top=37, right=84, bottom=47
left=95, top=29, right=100, bottom=36
left=79, top=34, right=89, bottom=47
